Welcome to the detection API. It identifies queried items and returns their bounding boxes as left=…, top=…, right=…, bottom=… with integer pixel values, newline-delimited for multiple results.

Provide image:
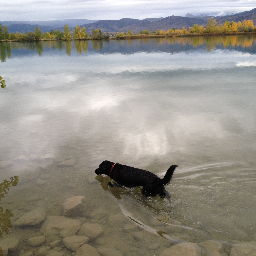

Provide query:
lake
left=1, top=35, right=256, bottom=256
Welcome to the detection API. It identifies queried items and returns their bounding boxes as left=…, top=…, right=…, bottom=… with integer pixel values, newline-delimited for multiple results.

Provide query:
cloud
left=0, top=0, right=254, bottom=21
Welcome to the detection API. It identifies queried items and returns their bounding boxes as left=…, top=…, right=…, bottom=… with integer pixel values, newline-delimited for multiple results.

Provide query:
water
left=1, top=36, right=256, bottom=255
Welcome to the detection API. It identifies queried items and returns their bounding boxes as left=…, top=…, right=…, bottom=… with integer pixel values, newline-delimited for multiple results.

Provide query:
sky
left=0, top=0, right=255, bottom=21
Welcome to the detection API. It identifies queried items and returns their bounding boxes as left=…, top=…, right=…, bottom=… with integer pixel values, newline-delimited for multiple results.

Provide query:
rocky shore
left=1, top=195, right=256, bottom=256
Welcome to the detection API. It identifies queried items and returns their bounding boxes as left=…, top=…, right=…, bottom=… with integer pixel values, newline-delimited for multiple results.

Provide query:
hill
left=83, top=16, right=206, bottom=32
left=216, top=8, right=256, bottom=24
left=82, top=8, right=256, bottom=32
left=1, top=8, right=256, bottom=34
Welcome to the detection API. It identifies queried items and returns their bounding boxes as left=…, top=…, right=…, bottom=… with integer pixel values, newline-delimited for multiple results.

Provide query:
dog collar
left=109, top=163, right=116, bottom=176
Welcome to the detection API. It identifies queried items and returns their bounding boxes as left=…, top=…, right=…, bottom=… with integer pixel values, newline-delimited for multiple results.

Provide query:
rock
left=35, top=246, right=50, bottom=256
left=76, top=244, right=100, bottom=256
left=199, top=240, right=222, bottom=252
left=160, top=242, right=202, bottom=256
left=97, top=247, right=124, bottom=256
left=48, top=252, right=65, bottom=256
left=58, top=159, right=76, bottom=167
left=0, top=238, right=19, bottom=254
left=108, top=214, right=126, bottom=226
left=230, top=242, right=256, bottom=256
left=63, top=196, right=85, bottom=217
left=199, top=240, right=224, bottom=256
left=28, top=235, right=46, bottom=247
left=40, top=174, right=51, bottom=180
left=20, top=250, right=34, bottom=256
left=49, top=240, right=62, bottom=248
left=78, top=223, right=103, bottom=240
left=36, top=179, right=47, bottom=185
left=63, top=235, right=89, bottom=251
left=40, top=216, right=81, bottom=238
left=14, top=208, right=46, bottom=227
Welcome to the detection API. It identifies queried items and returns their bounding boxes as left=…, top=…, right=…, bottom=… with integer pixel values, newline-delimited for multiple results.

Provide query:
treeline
left=0, top=23, right=109, bottom=42
left=115, top=18, right=256, bottom=38
left=0, top=18, right=256, bottom=42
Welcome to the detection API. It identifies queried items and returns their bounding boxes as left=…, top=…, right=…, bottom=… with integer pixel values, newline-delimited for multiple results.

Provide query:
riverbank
left=1, top=31, right=256, bottom=43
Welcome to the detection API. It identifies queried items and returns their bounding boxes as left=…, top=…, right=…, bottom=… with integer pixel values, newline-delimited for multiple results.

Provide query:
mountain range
left=1, top=8, right=256, bottom=34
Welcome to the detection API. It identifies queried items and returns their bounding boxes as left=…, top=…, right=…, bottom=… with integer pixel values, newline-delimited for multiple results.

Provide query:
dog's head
left=95, top=160, right=114, bottom=175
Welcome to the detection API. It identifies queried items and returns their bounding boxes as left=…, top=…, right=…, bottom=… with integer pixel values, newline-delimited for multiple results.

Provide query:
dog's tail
left=161, top=165, right=178, bottom=185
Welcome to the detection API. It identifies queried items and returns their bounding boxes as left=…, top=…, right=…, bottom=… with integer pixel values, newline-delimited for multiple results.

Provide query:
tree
left=0, top=24, right=3, bottom=41
left=8, top=33, right=16, bottom=41
left=205, top=17, right=218, bottom=33
left=34, top=26, right=43, bottom=41
left=24, top=31, right=35, bottom=41
left=81, top=27, right=87, bottom=39
left=73, top=25, right=81, bottom=39
left=91, top=29, right=103, bottom=40
left=63, top=24, right=72, bottom=40
left=3, top=25, right=9, bottom=40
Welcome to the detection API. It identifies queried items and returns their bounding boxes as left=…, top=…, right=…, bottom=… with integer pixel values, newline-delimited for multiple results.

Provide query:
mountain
left=216, top=8, right=256, bottom=24
left=82, top=8, right=256, bottom=33
left=0, top=19, right=97, bottom=33
left=83, top=16, right=206, bottom=32
left=1, top=8, right=256, bottom=34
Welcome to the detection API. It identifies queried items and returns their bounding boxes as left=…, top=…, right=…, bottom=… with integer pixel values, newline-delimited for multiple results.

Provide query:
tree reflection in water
left=0, top=176, right=19, bottom=239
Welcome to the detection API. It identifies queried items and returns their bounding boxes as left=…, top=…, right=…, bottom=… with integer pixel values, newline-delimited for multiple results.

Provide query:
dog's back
left=111, top=163, right=159, bottom=187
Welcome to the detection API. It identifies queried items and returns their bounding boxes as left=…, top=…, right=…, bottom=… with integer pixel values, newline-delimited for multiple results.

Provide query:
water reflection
left=0, top=176, right=19, bottom=239
left=0, top=35, right=256, bottom=62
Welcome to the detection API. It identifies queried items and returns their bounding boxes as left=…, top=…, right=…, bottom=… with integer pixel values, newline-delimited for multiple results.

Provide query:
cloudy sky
left=0, top=0, right=255, bottom=21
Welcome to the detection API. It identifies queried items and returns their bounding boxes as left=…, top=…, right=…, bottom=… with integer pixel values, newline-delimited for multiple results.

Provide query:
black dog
left=95, top=160, right=178, bottom=198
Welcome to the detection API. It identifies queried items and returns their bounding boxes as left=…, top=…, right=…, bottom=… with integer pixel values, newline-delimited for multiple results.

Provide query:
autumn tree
left=91, top=29, right=103, bottom=40
left=81, top=27, right=87, bottom=39
left=73, top=25, right=82, bottom=39
left=205, top=17, right=218, bottom=33
left=63, top=24, right=72, bottom=40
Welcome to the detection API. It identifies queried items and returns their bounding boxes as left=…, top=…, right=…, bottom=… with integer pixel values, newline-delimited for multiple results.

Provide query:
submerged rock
left=199, top=240, right=225, bottom=256
left=97, top=247, right=124, bottom=256
left=14, top=208, right=46, bottom=227
left=160, top=242, right=202, bottom=256
left=40, top=216, right=81, bottom=238
left=76, top=244, right=100, bottom=256
left=63, top=196, right=85, bottom=217
left=58, top=159, right=76, bottom=167
left=78, top=223, right=103, bottom=240
left=0, top=237, right=19, bottom=255
left=63, top=235, right=89, bottom=251
left=35, top=246, right=50, bottom=256
left=28, top=235, right=46, bottom=247
left=230, top=242, right=256, bottom=256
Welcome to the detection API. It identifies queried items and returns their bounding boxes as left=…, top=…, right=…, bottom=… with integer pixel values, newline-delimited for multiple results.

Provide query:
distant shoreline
left=1, top=31, right=256, bottom=43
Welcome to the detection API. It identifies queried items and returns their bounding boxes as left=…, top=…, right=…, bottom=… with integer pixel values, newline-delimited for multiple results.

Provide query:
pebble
left=40, top=216, right=81, bottom=238
left=78, top=223, right=103, bottom=240
left=160, top=242, right=203, bottom=256
left=63, top=196, right=85, bottom=217
left=0, top=238, right=20, bottom=255
left=97, top=247, right=124, bottom=256
left=230, top=242, right=256, bottom=256
left=28, top=235, right=46, bottom=247
left=14, top=208, right=46, bottom=227
left=49, top=240, right=62, bottom=248
left=36, top=179, right=47, bottom=186
left=76, top=244, right=100, bottom=256
left=63, top=235, right=89, bottom=251
left=58, top=159, right=76, bottom=167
